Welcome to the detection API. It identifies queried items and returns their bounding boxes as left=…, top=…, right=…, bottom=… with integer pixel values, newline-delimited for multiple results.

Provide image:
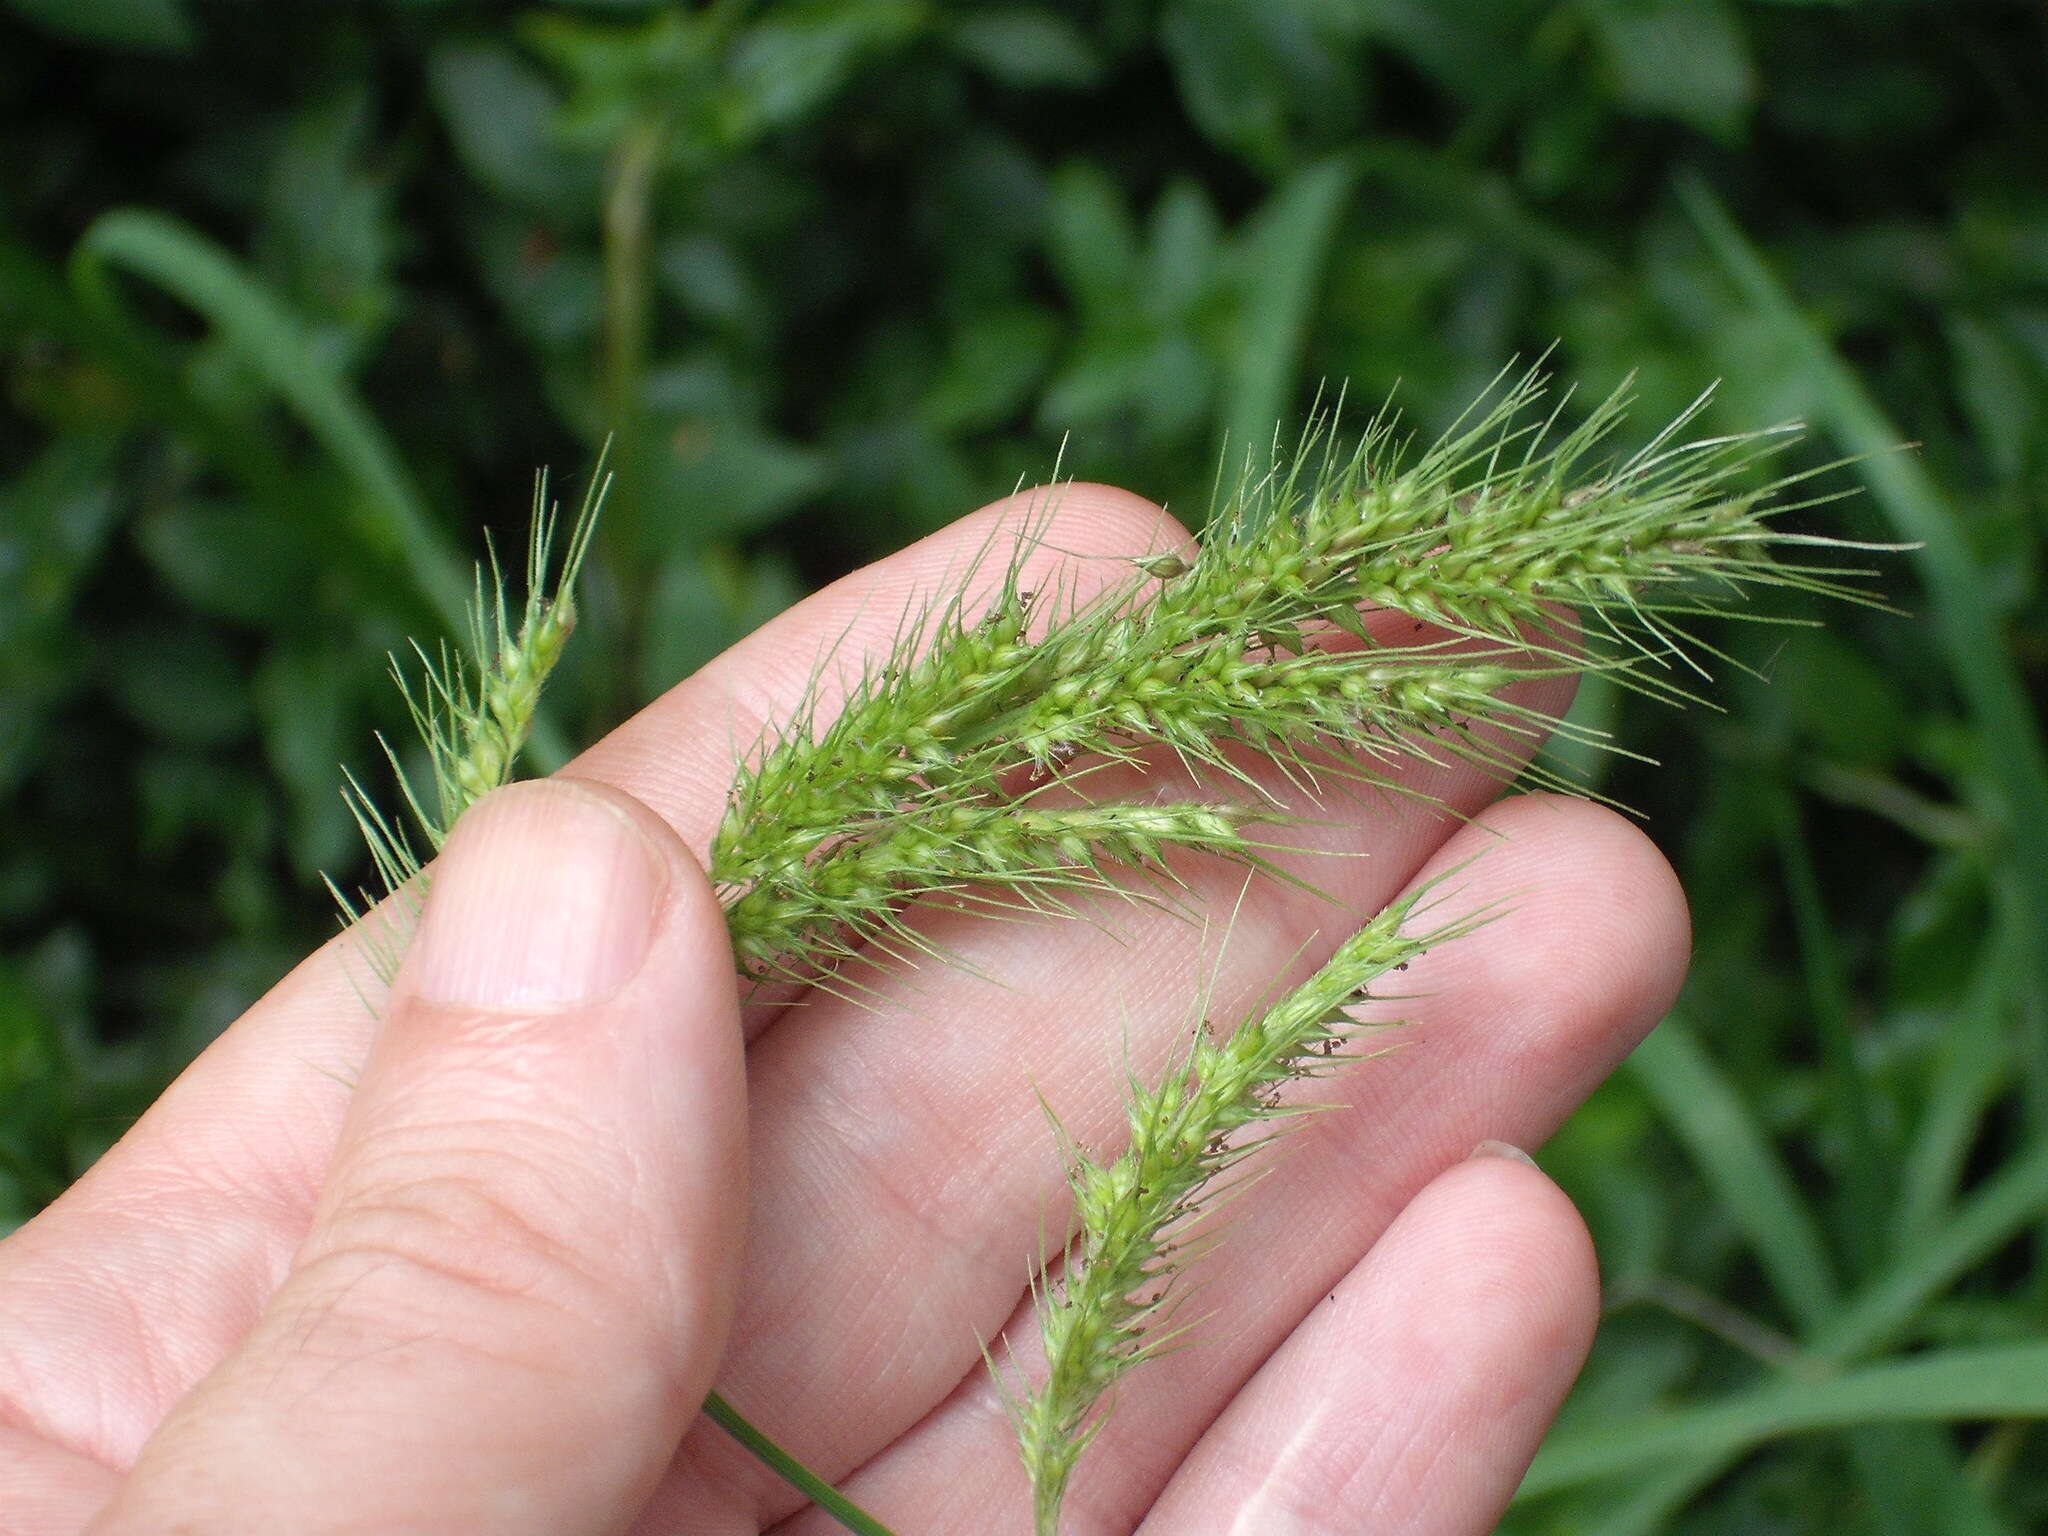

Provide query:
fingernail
left=1468, top=1138, right=1538, bottom=1167
left=409, top=781, right=668, bottom=1010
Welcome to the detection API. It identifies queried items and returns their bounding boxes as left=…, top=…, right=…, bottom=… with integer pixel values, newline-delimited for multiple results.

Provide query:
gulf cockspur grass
left=1013, top=884, right=1493, bottom=1534
left=330, top=367, right=1880, bottom=1534
left=712, top=367, right=1867, bottom=982
left=326, top=463, right=600, bottom=993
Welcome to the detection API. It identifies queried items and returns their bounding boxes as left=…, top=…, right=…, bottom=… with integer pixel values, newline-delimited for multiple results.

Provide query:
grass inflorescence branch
left=325, top=463, right=601, bottom=989
left=724, top=798, right=1280, bottom=976
left=711, top=367, right=1869, bottom=983
left=1014, top=885, right=1488, bottom=1535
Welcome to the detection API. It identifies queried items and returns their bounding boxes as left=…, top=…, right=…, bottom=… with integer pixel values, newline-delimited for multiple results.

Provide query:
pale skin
left=0, top=483, right=1691, bottom=1535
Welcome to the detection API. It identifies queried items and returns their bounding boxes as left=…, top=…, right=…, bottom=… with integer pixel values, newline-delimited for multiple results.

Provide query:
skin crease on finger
left=762, top=795, right=1685, bottom=1536
left=0, top=482, right=1190, bottom=1474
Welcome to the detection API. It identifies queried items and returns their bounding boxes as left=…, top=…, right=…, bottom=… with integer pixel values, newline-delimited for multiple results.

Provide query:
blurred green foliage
left=3, top=0, right=2046, bottom=1529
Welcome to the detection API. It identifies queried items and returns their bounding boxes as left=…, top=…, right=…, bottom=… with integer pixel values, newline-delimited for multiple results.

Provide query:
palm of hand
left=0, top=486, right=1686, bottom=1535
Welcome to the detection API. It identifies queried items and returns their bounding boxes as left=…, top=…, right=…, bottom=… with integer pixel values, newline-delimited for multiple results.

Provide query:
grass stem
left=702, top=1392, right=899, bottom=1536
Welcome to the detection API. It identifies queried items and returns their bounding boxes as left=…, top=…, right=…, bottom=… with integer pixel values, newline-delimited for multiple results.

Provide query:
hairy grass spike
left=1014, top=886, right=1493, bottom=1535
left=725, top=798, right=1281, bottom=981
left=325, top=460, right=604, bottom=988
left=709, top=369, right=1871, bottom=983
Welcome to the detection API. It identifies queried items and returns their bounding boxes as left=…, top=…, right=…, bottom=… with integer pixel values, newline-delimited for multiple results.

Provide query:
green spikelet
left=1014, top=886, right=1492, bottom=1534
left=711, top=369, right=1874, bottom=981
left=325, top=463, right=604, bottom=988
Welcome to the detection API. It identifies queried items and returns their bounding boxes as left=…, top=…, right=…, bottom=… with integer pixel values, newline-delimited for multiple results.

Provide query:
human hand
left=0, top=484, right=1689, bottom=1535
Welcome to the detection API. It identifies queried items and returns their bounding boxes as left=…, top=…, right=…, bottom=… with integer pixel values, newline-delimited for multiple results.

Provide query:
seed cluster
left=724, top=799, right=1263, bottom=973
left=1016, top=888, right=1488, bottom=1535
left=329, top=469, right=601, bottom=988
left=710, top=371, right=1859, bottom=982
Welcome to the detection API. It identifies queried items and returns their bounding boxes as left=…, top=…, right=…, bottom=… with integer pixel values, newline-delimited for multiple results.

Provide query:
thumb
left=89, top=779, right=746, bottom=1536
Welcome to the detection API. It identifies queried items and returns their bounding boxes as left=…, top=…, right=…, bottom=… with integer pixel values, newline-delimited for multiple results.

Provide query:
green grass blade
left=1524, top=1448, right=1738, bottom=1532
left=1682, top=177, right=2048, bottom=1088
left=1894, top=914, right=2020, bottom=1255
left=1848, top=1425, right=2019, bottom=1536
left=1771, top=783, right=1889, bottom=1279
left=1519, top=1343, right=2048, bottom=1498
left=67, top=208, right=572, bottom=766
left=0, top=220, right=302, bottom=508
left=1815, top=1134, right=2048, bottom=1364
left=1220, top=154, right=1359, bottom=464
left=1629, top=1015, right=1838, bottom=1330
left=1519, top=1422, right=2016, bottom=1536
left=70, top=208, right=474, bottom=634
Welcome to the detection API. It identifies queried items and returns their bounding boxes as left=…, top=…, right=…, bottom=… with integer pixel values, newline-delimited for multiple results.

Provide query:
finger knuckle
left=307, top=1132, right=612, bottom=1321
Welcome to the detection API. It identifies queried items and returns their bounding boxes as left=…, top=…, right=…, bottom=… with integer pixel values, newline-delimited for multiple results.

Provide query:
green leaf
left=921, top=307, right=1059, bottom=434
left=645, top=425, right=829, bottom=545
left=1039, top=332, right=1165, bottom=429
left=1045, top=163, right=1140, bottom=315
left=0, top=943, right=109, bottom=1224
left=1220, top=154, right=1358, bottom=464
left=948, top=7, right=1103, bottom=89
left=522, top=9, right=711, bottom=150
left=1894, top=927, right=2021, bottom=1254
left=103, top=627, right=253, bottom=748
left=1772, top=631, right=1909, bottom=768
left=1628, top=1015, right=1839, bottom=1329
left=1555, top=1449, right=1739, bottom=1536
left=1589, top=0, right=1756, bottom=141
left=1520, top=1344, right=2048, bottom=1498
left=0, top=438, right=123, bottom=793
left=254, top=646, right=358, bottom=878
left=1352, top=0, right=1544, bottom=105
left=1684, top=178, right=2048, bottom=1110
left=656, top=235, right=756, bottom=326
left=429, top=43, right=599, bottom=213
left=6, top=0, right=192, bottom=52
left=71, top=210, right=472, bottom=636
left=727, top=0, right=927, bottom=134
left=474, top=219, right=605, bottom=349
left=135, top=501, right=326, bottom=630
left=1144, top=180, right=1223, bottom=321
left=135, top=750, right=270, bottom=857
left=0, top=437, right=121, bottom=644
left=1160, top=0, right=1358, bottom=169
left=1816, top=1135, right=2048, bottom=1363
left=1771, top=787, right=1889, bottom=1282
left=639, top=548, right=803, bottom=695
left=1949, top=315, right=2041, bottom=484
left=1848, top=1426, right=2020, bottom=1536
left=260, top=89, right=396, bottom=342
